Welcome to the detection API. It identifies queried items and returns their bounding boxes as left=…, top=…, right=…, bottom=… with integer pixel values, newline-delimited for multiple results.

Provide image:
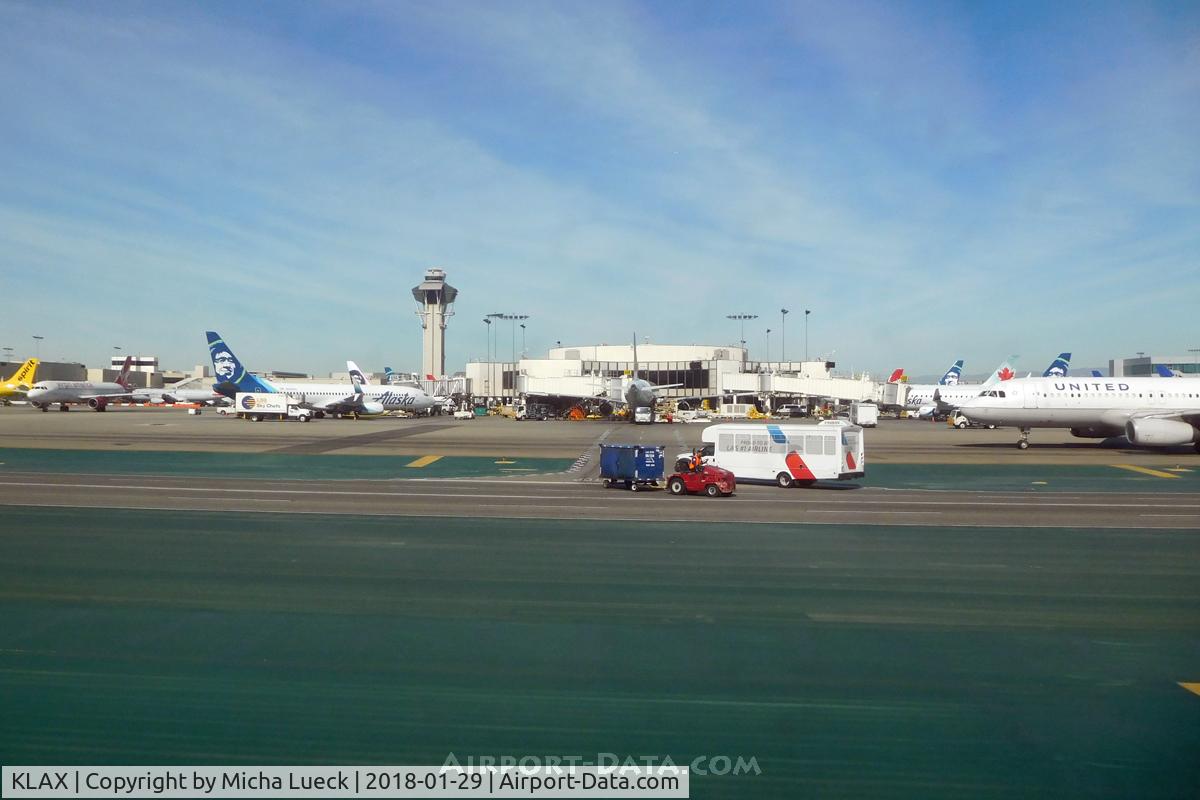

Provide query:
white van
left=851, top=402, right=879, bottom=427
left=681, top=422, right=865, bottom=487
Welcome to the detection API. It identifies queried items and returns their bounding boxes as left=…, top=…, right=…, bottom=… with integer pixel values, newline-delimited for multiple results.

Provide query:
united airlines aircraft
left=206, top=332, right=434, bottom=418
left=958, top=376, right=1200, bottom=451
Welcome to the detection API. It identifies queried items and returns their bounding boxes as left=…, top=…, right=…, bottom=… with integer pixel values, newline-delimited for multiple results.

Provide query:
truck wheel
left=630, top=483, right=639, bottom=492
left=603, top=479, right=612, bottom=488
left=955, top=420, right=967, bottom=429
left=704, top=484, right=720, bottom=497
left=667, top=477, right=685, bottom=495
left=776, top=472, right=794, bottom=488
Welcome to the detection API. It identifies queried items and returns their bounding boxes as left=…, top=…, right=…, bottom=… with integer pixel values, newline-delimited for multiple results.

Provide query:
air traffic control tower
left=412, top=268, right=457, bottom=378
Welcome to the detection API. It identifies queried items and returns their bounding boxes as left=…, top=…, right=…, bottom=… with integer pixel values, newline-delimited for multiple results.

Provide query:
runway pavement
left=1, top=470, right=1198, bottom=528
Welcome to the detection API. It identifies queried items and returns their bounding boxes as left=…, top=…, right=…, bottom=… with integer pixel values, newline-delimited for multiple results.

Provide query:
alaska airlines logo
left=240, top=395, right=257, bottom=410
left=998, top=367, right=1015, bottom=381
left=1046, top=365, right=1067, bottom=377
left=376, top=391, right=419, bottom=406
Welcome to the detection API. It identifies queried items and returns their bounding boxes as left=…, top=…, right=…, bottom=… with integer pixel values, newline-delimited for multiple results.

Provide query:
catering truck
left=677, top=421, right=865, bottom=487
left=234, top=392, right=313, bottom=422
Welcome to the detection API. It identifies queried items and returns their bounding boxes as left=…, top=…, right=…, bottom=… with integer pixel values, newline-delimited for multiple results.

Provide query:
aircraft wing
left=648, top=383, right=684, bottom=392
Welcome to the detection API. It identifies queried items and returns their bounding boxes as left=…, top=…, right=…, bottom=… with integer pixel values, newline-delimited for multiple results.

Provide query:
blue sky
left=1, top=0, right=1197, bottom=379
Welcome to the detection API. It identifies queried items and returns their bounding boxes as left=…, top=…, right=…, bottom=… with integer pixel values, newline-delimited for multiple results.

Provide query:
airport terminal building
left=466, top=343, right=882, bottom=411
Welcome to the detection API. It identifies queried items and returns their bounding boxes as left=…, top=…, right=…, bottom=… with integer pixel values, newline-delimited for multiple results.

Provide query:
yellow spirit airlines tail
left=1, top=357, right=39, bottom=398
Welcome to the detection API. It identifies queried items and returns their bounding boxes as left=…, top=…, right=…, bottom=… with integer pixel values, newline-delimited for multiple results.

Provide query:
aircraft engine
left=1125, top=418, right=1198, bottom=446
left=361, top=401, right=385, bottom=416
left=88, top=397, right=108, bottom=410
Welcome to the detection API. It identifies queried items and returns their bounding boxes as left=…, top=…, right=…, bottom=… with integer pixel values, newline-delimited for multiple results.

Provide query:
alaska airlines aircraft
left=959, top=376, right=1200, bottom=450
left=207, top=332, right=434, bottom=417
left=900, top=360, right=964, bottom=414
left=0, top=358, right=38, bottom=404
left=27, top=357, right=134, bottom=411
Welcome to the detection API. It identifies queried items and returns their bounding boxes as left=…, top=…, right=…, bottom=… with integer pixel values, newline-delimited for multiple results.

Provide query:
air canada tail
left=1042, top=352, right=1071, bottom=378
left=4, top=357, right=38, bottom=388
left=982, top=355, right=1020, bottom=386
left=205, top=331, right=275, bottom=394
left=939, top=360, right=964, bottom=386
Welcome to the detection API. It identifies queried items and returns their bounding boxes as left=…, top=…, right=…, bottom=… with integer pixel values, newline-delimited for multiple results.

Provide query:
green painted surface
left=0, top=448, right=572, bottom=480
left=2, top=508, right=1198, bottom=798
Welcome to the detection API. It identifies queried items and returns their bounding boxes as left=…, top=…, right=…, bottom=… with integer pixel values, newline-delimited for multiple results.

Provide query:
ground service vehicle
left=851, top=402, right=879, bottom=427
left=666, top=464, right=736, bottom=497
left=235, top=392, right=313, bottom=422
left=599, top=443, right=664, bottom=491
left=633, top=406, right=653, bottom=424
left=695, top=422, right=865, bottom=487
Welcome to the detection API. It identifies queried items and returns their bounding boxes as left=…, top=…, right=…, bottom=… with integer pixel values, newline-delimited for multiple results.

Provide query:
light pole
left=2, top=346, right=12, bottom=363
left=32, top=335, right=43, bottom=359
left=780, top=308, right=789, bottom=361
left=520, top=323, right=527, bottom=358
left=726, top=314, right=758, bottom=359
left=804, top=310, right=811, bottom=361
left=765, top=329, right=771, bottom=363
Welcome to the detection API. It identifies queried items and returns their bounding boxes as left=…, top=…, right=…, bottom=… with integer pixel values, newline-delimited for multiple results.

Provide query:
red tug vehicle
left=666, top=453, right=736, bottom=497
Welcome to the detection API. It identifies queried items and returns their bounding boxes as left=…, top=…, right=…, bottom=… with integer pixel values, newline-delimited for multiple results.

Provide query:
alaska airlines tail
left=347, top=361, right=372, bottom=385
left=205, top=331, right=275, bottom=393
left=938, top=360, right=964, bottom=385
left=981, top=356, right=1020, bottom=386
left=1154, top=364, right=1180, bottom=377
left=3, top=357, right=38, bottom=389
left=1041, top=353, right=1071, bottom=378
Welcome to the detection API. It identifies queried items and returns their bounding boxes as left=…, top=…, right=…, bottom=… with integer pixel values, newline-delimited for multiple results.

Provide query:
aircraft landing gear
left=58, top=404, right=70, bottom=412
left=36, top=404, right=47, bottom=412
left=1017, top=427, right=1030, bottom=450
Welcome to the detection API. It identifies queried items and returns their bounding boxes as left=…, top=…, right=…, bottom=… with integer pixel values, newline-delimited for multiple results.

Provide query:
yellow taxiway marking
left=405, top=455, right=442, bottom=468
left=1112, top=464, right=1180, bottom=479
left=1179, top=683, right=1200, bottom=697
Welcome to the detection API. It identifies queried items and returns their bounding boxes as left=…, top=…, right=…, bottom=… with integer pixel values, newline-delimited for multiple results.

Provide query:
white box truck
left=677, top=422, right=865, bottom=487
left=851, top=402, right=879, bottom=427
left=234, top=392, right=312, bottom=422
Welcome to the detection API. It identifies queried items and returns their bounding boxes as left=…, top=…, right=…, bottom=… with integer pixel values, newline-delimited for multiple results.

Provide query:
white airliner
left=958, top=376, right=1200, bottom=451
left=207, top=332, right=435, bottom=417
left=27, top=356, right=136, bottom=412
left=905, top=357, right=1020, bottom=416
left=134, top=377, right=231, bottom=407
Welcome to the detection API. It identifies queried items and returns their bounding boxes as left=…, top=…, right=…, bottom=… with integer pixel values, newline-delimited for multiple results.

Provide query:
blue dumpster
left=598, top=444, right=665, bottom=491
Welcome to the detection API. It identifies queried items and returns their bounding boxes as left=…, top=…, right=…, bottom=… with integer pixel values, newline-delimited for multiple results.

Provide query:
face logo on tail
left=213, top=350, right=237, bottom=381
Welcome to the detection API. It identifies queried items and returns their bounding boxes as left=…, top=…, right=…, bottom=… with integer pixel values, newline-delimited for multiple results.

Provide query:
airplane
left=885, top=368, right=905, bottom=383
left=206, top=332, right=435, bottom=418
left=958, top=375, right=1200, bottom=451
left=927, top=353, right=1073, bottom=415
left=0, top=358, right=39, bottom=404
left=27, top=356, right=135, bottom=412
left=134, top=377, right=231, bottom=407
left=900, top=359, right=964, bottom=414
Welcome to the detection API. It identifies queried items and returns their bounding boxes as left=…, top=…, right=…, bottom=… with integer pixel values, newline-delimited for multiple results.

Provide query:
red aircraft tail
left=887, top=368, right=905, bottom=383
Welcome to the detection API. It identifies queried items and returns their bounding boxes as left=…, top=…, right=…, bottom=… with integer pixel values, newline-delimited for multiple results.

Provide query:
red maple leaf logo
left=998, top=367, right=1015, bottom=381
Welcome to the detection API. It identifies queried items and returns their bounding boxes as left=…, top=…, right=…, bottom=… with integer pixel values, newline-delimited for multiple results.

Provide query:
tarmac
left=0, top=405, right=1197, bottom=798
